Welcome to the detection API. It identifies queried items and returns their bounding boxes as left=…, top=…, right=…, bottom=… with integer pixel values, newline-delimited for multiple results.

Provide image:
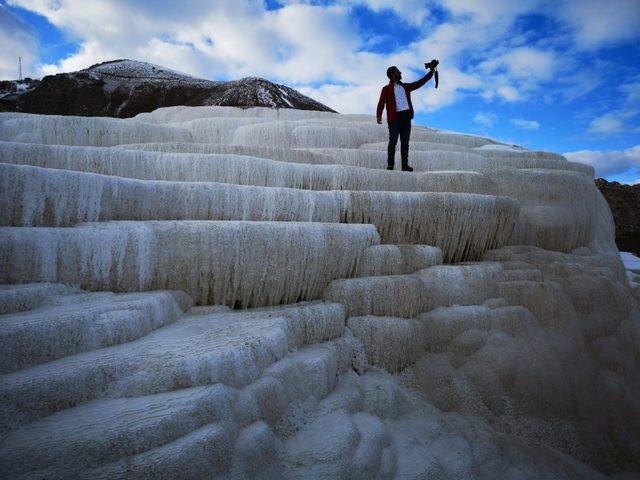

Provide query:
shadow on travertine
left=0, top=106, right=638, bottom=479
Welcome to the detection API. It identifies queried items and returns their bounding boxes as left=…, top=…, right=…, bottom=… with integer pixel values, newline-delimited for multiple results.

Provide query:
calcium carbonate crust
left=0, top=105, right=638, bottom=479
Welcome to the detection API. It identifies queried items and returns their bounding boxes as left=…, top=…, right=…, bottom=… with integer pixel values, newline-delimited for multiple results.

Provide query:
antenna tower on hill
left=18, top=57, right=23, bottom=81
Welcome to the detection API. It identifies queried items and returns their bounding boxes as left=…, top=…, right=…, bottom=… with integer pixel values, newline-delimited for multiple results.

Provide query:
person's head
left=386, top=66, right=402, bottom=83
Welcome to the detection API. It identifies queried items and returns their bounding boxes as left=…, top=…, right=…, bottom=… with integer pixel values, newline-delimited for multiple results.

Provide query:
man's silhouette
left=376, top=65, right=435, bottom=171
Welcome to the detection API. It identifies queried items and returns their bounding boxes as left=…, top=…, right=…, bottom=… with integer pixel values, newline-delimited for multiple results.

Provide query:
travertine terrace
left=0, top=106, right=638, bottom=479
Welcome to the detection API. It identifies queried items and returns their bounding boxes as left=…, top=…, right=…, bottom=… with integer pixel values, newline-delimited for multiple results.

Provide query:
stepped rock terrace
left=0, top=106, right=638, bottom=478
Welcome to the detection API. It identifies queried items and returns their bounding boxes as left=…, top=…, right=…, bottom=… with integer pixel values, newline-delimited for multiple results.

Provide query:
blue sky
left=1, top=0, right=639, bottom=182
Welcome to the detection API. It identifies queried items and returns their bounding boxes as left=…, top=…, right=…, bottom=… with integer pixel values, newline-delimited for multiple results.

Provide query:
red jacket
left=376, top=72, right=433, bottom=122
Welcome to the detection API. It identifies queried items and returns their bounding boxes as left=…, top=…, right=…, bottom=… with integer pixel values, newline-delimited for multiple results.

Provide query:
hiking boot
left=401, top=165, right=414, bottom=172
left=386, top=166, right=394, bottom=170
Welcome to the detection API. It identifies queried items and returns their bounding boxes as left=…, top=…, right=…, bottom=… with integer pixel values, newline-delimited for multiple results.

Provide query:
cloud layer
left=7, top=0, right=640, bottom=114
left=0, top=5, right=38, bottom=80
left=564, top=145, right=640, bottom=178
left=511, top=118, right=540, bottom=130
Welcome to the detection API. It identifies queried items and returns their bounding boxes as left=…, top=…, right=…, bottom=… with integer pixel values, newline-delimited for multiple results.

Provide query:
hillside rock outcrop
left=0, top=59, right=334, bottom=117
left=596, top=178, right=640, bottom=255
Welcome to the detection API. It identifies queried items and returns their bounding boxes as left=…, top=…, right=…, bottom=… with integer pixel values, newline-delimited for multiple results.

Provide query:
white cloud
left=410, top=1, right=569, bottom=105
left=555, top=67, right=606, bottom=103
left=4, top=0, right=639, bottom=121
left=511, top=118, right=540, bottom=130
left=564, top=144, right=640, bottom=177
left=296, top=82, right=379, bottom=114
left=0, top=5, right=38, bottom=80
left=436, top=0, right=541, bottom=26
left=480, top=85, right=521, bottom=103
left=477, top=46, right=560, bottom=102
left=620, top=81, right=640, bottom=104
left=409, top=66, right=482, bottom=113
left=587, top=111, right=639, bottom=135
left=582, top=76, right=640, bottom=136
left=9, top=1, right=381, bottom=86
left=280, top=0, right=431, bottom=26
left=473, top=111, right=497, bottom=128
left=264, top=4, right=364, bottom=84
left=556, top=0, right=640, bottom=50
left=479, top=47, right=557, bottom=81
left=5, top=0, right=476, bottom=113
left=339, top=0, right=431, bottom=26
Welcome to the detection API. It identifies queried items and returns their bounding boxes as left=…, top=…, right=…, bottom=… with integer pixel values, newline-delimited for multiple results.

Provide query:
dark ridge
left=0, top=59, right=336, bottom=117
left=595, top=178, right=640, bottom=255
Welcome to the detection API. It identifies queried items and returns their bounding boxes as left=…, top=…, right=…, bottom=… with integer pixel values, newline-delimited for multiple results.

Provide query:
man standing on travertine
left=376, top=64, right=436, bottom=171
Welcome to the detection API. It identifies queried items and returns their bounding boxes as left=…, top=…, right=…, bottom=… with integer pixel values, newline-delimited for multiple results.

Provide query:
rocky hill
left=596, top=178, right=640, bottom=255
left=0, top=59, right=334, bottom=117
left=0, top=78, right=39, bottom=113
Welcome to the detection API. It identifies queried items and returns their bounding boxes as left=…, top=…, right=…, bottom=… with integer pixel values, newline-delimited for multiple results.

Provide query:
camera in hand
left=425, top=59, right=439, bottom=70
left=425, top=59, right=439, bottom=89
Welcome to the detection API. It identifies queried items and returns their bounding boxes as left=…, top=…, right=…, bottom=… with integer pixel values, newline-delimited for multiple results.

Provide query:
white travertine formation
left=0, top=141, right=497, bottom=194
left=0, top=290, right=186, bottom=373
left=622, top=253, right=640, bottom=302
left=485, top=168, right=600, bottom=252
left=230, top=119, right=496, bottom=149
left=353, top=244, right=454, bottom=277
left=0, top=221, right=378, bottom=306
left=324, top=263, right=503, bottom=317
left=402, top=245, right=640, bottom=472
left=118, top=141, right=341, bottom=165
left=0, top=282, right=79, bottom=314
left=175, top=117, right=270, bottom=143
left=0, top=112, right=41, bottom=121
left=0, top=162, right=516, bottom=257
left=359, top=141, right=593, bottom=175
left=0, top=115, right=192, bottom=146
left=133, top=104, right=374, bottom=124
left=347, top=316, right=427, bottom=371
left=1, top=105, right=637, bottom=479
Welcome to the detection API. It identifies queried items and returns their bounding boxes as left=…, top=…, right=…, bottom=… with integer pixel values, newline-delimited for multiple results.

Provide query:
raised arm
left=376, top=87, right=387, bottom=123
left=404, top=70, right=434, bottom=92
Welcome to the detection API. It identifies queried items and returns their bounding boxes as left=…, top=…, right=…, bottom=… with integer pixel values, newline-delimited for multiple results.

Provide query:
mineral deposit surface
left=0, top=106, right=638, bottom=479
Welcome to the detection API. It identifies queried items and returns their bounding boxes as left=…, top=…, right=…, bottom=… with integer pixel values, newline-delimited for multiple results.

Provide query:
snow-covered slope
left=84, top=59, right=210, bottom=83
left=1, top=59, right=335, bottom=117
left=0, top=106, right=638, bottom=478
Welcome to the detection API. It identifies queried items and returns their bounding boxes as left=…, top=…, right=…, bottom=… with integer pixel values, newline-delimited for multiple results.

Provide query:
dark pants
left=387, top=110, right=411, bottom=168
